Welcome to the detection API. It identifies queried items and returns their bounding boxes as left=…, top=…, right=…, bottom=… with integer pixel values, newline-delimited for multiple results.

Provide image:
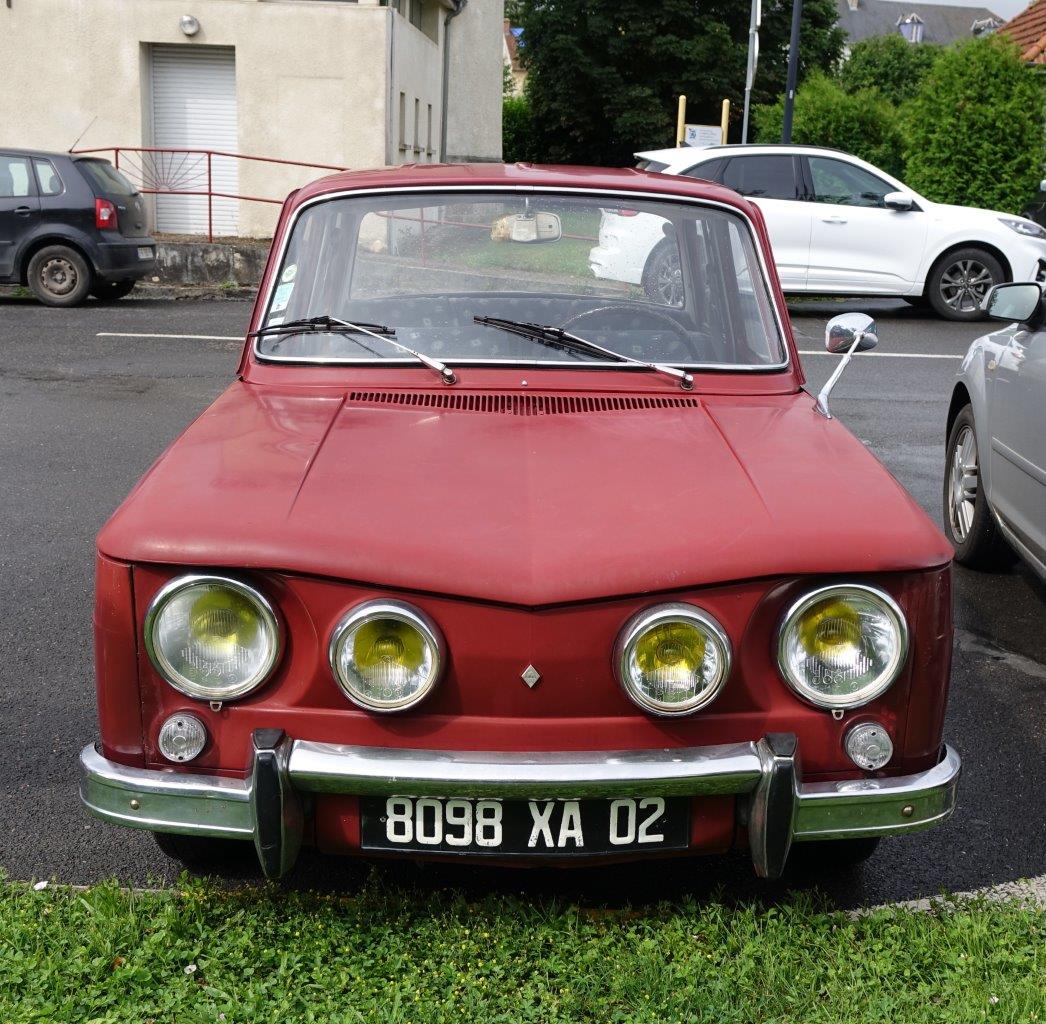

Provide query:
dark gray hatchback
left=0, top=148, right=157, bottom=306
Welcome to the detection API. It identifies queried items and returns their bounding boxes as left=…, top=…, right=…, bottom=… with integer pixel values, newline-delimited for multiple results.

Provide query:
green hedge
left=902, top=37, right=1045, bottom=213
left=753, top=73, right=905, bottom=177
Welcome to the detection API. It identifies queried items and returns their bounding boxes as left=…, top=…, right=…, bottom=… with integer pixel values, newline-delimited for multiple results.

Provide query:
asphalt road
left=1, top=294, right=1043, bottom=908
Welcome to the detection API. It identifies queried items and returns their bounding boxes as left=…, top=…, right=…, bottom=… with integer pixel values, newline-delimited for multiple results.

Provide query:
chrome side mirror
left=816, top=313, right=878, bottom=418
left=884, top=191, right=915, bottom=212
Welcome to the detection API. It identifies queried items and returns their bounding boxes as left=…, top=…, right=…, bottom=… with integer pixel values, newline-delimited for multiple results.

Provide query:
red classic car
left=80, top=164, right=960, bottom=879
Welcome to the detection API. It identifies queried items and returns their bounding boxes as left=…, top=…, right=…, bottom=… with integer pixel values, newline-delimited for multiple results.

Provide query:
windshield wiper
left=473, top=316, right=693, bottom=391
left=250, top=315, right=396, bottom=338
left=251, top=315, right=456, bottom=385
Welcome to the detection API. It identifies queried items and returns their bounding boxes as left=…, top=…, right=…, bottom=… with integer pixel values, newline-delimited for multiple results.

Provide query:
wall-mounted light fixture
left=180, top=14, right=200, bottom=36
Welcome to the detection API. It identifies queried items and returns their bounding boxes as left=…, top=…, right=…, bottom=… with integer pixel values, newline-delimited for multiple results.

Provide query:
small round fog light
left=158, top=713, right=208, bottom=763
left=844, top=722, right=893, bottom=771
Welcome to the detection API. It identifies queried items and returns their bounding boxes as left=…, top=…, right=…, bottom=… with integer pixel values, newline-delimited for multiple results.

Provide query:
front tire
left=155, top=832, right=255, bottom=872
left=26, top=245, right=92, bottom=307
left=91, top=279, right=137, bottom=302
left=943, top=404, right=1015, bottom=569
left=927, top=247, right=1003, bottom=321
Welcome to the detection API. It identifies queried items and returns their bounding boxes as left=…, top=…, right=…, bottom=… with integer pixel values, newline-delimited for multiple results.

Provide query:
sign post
left=741, top=0, right=761, bottom=143
left=676, top=95, right=687, bottom=147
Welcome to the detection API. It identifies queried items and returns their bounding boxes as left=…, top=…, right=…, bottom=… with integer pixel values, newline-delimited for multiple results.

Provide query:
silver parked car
left=944, top=282, right=1046, bottom=578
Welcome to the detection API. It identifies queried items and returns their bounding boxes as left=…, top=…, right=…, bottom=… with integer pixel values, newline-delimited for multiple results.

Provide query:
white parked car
left=588, top=145, right=1046, bottom=321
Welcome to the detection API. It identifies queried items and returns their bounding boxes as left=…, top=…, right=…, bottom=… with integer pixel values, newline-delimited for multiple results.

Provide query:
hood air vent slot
left=347, top=391, right=700, bottom=415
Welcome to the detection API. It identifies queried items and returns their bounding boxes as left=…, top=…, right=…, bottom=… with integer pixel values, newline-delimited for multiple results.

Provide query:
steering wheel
left=558, top=303, right=690, bottom=344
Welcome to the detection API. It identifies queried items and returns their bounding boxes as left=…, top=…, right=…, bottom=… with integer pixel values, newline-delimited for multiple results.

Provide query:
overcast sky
left=918, top=0, right=1026, bottom=18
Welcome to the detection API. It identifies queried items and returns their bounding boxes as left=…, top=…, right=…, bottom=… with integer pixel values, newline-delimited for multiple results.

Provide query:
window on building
left=33, top=159, right=63, bottom=196
left=399, top=91, right=407, bottom=154
left=808, top=157, right=893, bottom=208
left=720, top=156, right=799, bottom=201
left=383, top=0, right=438, bottom=41
left=0, top=155, right=32, bottom=198
left=414, top=98, right=421, bottom=153
left=426, top=103, right=434, bottom=158
left=897, top=14, right=925, bottom=43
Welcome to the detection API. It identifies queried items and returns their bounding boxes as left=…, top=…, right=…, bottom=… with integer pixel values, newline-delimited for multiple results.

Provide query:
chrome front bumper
left=80, top=732, right=961, bottom=880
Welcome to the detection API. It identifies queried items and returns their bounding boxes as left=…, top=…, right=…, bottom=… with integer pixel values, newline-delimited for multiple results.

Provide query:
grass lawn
left=419, top=209, right=605, bottom=282
left=1, top=878, right=1043, bottom=1023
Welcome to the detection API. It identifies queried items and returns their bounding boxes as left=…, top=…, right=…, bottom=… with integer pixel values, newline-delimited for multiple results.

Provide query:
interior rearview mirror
left=491, top=213, right=562, bottom=244
left=982, top=282, right=1043, bottom=326
left=884, top=191, right=914, bottom=212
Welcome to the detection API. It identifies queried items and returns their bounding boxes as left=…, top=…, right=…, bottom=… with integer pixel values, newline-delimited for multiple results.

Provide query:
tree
left=903, top=37, right=1045, bottom=212
left=841, top=34, right=941, bottom=106
left=753, top=72, right=905, bottom=176
left=503, top=94, right=540, bottom=163
left=514, top=0, right=843, bottom=166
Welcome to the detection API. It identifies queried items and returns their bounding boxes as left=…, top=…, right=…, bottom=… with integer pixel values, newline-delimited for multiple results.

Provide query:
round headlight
left=329, top=600, right=445, bottom=712
left=614, top=603, right=731, bottom=716
left=777, top=584, right=908, bottom=709
left=144, top=575, right=281, bottom=701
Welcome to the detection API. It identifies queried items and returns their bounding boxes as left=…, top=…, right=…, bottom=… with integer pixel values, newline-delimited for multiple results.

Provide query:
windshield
left=256, top=190, right=787, bottom=370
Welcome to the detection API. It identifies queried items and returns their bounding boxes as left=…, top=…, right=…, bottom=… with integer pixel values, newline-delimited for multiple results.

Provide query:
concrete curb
left=850, top=874, right=1046, bottom=916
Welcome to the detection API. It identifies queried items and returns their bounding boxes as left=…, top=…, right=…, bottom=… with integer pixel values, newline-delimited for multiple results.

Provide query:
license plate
left=360, top=795, right=689, bottom=856
left=137, top=246, right=153, bottom=260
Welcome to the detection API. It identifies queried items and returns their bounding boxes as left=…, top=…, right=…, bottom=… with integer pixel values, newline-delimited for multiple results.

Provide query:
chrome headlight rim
left=328, top=599, right=446, bottom=713
left=776, top=583, right=909, bottom=710
left=143, top=574, right=283, bottom=701
left=614, top=602, right=732, bottom=717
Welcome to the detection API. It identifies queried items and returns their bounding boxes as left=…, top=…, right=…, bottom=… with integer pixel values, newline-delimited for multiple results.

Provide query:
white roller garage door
left=150, top=45, right=238, bottom=235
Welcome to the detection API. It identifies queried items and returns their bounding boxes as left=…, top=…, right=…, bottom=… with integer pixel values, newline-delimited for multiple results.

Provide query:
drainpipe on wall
left=439, top=0, right=467, bottom=163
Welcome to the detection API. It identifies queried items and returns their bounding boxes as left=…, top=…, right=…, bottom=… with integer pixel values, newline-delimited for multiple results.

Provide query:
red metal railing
left=73, top=147, right=346, bottom=240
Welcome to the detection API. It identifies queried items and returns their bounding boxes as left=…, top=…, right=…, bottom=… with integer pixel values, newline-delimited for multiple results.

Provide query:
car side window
left=808, top=157, right=892, bottom=208
left=33, top=159, right=63, bottom=196
left=682, top=158, right=724, bottom=182
left=0, top=155, right=33, bottom=198
left=719, top=156, right=798, bottom=200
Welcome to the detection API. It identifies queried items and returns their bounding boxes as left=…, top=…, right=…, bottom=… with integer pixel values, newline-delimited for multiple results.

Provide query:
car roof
left=0, top=147, right=76, bottom=160
left=292, top=161, right=757, bottom=211
left=635, top=144, right=857, bottom=164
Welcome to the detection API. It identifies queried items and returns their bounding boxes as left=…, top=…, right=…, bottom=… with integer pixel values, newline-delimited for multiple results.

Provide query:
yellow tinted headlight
left=145, top=576, right=281, bottom=700
left=778, top=585, right=907, bottom=709
left=329, top=601, right=444, bottom=712
left=615, top=604, right=731, bottom=716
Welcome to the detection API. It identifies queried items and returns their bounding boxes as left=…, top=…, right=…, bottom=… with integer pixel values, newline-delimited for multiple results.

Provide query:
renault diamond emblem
left=521, top=664, right=541, bottom=689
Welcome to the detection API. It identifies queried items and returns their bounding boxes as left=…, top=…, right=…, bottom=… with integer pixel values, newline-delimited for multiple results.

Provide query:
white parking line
left=97, top=331, right=242, bottom=341
left=98, top=333, right=964, bottom=360
left=798, top=349, right=962, bottom=360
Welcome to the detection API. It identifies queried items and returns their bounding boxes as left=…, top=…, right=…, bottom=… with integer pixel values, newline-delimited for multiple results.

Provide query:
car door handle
left=821, top=216, right=847, bottom=224
left=14, top=205, right=32, bottom=217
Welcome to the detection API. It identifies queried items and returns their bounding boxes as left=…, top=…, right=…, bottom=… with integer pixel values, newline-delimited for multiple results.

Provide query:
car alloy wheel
left=947, top=424, right=979, bottom=542
left=938, top=258, right=993, bottom=314
left=642, top=241, right=684, bottom=306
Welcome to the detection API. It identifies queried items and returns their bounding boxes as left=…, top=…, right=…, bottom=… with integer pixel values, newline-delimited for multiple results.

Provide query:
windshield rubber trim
left=250, top=184, right=792, bottom=375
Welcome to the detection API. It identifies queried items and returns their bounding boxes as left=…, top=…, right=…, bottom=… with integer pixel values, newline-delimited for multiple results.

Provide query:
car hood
left=98, top=383, right=951, bottom=605
left=927, top=201, right=1023, bottom=227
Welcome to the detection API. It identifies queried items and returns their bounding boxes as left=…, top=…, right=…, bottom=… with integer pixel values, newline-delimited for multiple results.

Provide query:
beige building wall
left=445, top=0, right=504, bottom=162
left=0, top=0, right=502, bottom=237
